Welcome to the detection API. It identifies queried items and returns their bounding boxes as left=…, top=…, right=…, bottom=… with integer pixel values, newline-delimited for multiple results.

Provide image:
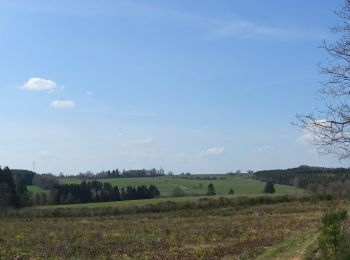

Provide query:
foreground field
left=35, top=194, right=288, bottom=209
left=0, top=198, right=337, bottom=259
left=59, top=175, right=298, bottom=197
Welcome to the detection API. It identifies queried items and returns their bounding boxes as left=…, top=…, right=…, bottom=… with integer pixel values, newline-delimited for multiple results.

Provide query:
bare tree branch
left=297, top=1, right=350, bottom=160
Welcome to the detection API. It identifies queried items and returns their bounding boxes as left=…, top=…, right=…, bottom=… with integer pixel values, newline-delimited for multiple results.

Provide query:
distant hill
left=253, top=165, right=350, bottom=189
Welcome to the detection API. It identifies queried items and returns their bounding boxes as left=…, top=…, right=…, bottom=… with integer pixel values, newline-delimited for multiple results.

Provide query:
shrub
left=207, top=183, right=216, bottom=196
left=171, top=186, right=186, bottom=197
left=264, top=182, right=275, bottom=193
left=318, top=208, right=349, bottom=259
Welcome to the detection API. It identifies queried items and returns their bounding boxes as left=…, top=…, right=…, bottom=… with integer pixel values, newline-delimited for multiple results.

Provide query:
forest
left=253, top=165, right=350, bottom=189
left=51, top=181, right=160, bottom=205
left=0, top=167, right=160, bottom=207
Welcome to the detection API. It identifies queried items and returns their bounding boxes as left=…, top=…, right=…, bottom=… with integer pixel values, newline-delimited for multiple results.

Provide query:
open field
left=35, top=194, right=287, bottom=209
left=27, top=185, right=49, bottom=194
left=59, top=175, right=298, bottom=197
left=257, top=228, right=319, bottom=260
left=0, top=198, right=339, bottom=259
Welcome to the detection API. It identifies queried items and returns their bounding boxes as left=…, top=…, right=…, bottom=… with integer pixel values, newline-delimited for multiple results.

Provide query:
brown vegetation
left=0, top=199, right=339, bottom=259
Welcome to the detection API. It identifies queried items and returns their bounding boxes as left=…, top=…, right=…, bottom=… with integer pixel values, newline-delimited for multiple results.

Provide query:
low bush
left=318, top=208, right=350, bottom=259
left=0, top=194, right=335, bottom=219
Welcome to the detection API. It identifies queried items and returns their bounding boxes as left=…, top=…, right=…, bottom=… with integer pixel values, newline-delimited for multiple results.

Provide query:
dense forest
left=11, top=169, right=36, bottom=186
left=253, top=165, right=350, bottom=189
left=51, top=181, right=160, bottom=205
left=0, top=167, right=31, bottom=208
left=0, top=167, right=161, bottom=207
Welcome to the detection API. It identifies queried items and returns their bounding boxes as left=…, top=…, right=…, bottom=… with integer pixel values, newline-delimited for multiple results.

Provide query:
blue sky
left=0, top=0, right=348, bottom=174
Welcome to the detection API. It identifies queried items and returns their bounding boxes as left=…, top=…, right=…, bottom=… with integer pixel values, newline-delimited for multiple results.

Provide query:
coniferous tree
left=207, top=183, right=216, bottom=196
left=0, top=167, right=20, bottom=208
left=264, top=181, right=275, bottom=193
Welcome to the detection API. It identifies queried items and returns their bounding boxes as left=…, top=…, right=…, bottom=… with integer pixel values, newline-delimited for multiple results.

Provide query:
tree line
left=66, top=168, right=166, bottom=180
left=0, top=167, right=30, bottom=208
left=50, top=181, right=160, bottom=205
left=253, top=165, right=350, bottom=189
left=0, top=167, right=161, bottom=208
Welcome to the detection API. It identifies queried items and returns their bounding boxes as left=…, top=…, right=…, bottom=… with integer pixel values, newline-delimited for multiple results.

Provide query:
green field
left=35, top=193, right=285, bottom=209
left=59, top=175, right=298, bottom=197
left=27, top=185, right=49, bottom=194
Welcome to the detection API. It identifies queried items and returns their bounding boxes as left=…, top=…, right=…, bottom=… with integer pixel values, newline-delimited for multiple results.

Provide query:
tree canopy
left=0, top=167, right=29, bottom=208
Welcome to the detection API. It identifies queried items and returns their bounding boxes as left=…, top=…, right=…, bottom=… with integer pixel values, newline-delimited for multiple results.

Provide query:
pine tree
left=207, top=183, right=216, bottom=196
left=264, top=181, right=275, bottom=193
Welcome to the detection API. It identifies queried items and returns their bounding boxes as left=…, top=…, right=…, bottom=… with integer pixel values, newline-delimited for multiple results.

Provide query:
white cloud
left=296, top=129, right=316, bottom=145
left=200, top=147, right=225, bottom=156
left=296, top=120, right=329, bottom=145
left=212, top=21, right=280, bottom=39
left=50, top=100, right=75, bottom=109
left=21, top=77, right=57, bottom=91
left=159, top=8, right=325, bottom=41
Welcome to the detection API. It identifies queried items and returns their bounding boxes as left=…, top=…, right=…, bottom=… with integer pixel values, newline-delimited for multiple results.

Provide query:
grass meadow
left=27, top=185, right=49, bottom=194
left=58, top=175, right=298, bottom=197
left=34, top=194, right=288, bottom=209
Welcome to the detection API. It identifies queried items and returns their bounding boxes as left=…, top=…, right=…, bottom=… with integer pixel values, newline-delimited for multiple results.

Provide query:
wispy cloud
left=131, top=138, right=153, bottom=145
left=21, top=77, right=57, bottom=92
left=38, top=150, right=52, bottom=159
left=127, top=4, right=325, bottom=41
left=200, top=147, right=225, bottom=157
left=50, top=100, right=75, bottom=109
left=175, top=152, right=186, bottom=158
left=251, top=145, right=273, bottom=155
left=296, top=130, right=315, bottom=145
left=296, top=120, right=331, bottom=145
left=15, top=2, right=325, bottom=42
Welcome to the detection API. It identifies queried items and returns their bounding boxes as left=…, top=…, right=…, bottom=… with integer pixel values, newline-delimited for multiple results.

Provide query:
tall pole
left=33, top=161, right=35, bottom=173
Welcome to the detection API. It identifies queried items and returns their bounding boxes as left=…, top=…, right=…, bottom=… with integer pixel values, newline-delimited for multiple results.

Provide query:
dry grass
left=0, top=200, right=336, bottom=259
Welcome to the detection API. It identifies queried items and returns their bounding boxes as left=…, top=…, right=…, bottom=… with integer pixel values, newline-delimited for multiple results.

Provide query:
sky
left=0, top=0, right=348, bottom=175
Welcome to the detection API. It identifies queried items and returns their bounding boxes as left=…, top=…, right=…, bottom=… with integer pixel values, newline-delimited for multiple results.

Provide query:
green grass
left=59, top=175, right=298, bottom=197
left=257, top=228, right=319, bottom=260
left=27, top=185, right=49, bottom=194
left=35, top=193, right=284, bottom=209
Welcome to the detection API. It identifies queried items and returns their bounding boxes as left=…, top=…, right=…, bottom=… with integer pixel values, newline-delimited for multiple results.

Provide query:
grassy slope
left=257, top=228, right=319, bottom=260
left=59, top=175, right=298, bottom=197
left=27, top=185, right=49, bottom=194
left=35, top=193, right=285, bottom=209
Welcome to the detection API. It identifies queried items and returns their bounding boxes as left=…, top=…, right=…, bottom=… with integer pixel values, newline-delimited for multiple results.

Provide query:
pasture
left=35, top=194, right=282, bottom=209
left=27, top=185, right=48, bottom=194
left=59, top=175, right=298, bottom=197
